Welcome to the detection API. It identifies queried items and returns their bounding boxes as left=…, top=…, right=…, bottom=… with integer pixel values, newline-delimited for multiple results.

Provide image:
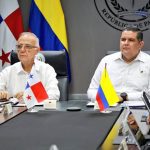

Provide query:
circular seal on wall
left=94, top=0, right=150, bottom=31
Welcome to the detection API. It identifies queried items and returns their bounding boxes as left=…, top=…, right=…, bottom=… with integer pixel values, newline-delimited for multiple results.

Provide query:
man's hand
left=127, top=114, right=138, bottom=131
left=118, top=93, right=128, bottom=103
left=14, top=92, right=24, bottom=100
left=118, top=95, right=123, bottom=103
left=146, top=115, right=150, bottom=125
left=0, top=91, right=9, bottom=100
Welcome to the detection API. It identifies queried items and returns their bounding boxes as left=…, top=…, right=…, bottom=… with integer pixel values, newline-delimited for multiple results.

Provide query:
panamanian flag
left=0, top=0, right=24, bottom=71
left=23, top=64, right=49, bottom=109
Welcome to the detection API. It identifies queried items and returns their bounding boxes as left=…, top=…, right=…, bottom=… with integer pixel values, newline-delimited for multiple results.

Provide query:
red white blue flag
left=0, top=0, right=24, bottom=70
left=23, top=64, right=49, bottom=109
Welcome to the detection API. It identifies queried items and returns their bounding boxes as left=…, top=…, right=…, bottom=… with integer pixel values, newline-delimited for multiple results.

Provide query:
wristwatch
left=120, top=92, right=128, bottom=101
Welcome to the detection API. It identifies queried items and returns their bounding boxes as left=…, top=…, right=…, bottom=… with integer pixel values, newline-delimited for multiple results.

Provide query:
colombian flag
left=29, top=0, right=71, bottom=81
left=96, top=67, right=119, bottom=111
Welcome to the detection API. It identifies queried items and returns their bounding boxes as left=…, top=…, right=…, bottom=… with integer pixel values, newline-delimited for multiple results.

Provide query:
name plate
left=4, top=103, right=13, bottom=115
left=43, top=100, right=57, bottom=110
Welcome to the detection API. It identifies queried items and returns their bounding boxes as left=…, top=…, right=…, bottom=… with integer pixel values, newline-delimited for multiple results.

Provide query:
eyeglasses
left=16, top=44, right=38, bottom=52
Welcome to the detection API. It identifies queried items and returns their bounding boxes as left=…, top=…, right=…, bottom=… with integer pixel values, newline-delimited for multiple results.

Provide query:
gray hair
left=18, top=32, right=40, bottom=47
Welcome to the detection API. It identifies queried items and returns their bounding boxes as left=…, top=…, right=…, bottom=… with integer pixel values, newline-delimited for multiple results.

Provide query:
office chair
left=106, top=50, right=118, bottom=55
left=10, top=50, right=69, bottom=101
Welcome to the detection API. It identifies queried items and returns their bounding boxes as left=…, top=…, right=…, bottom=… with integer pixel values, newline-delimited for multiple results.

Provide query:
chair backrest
left=10, top=50, right=69, bottom=101
left=106, top=51, right=118, bottom=55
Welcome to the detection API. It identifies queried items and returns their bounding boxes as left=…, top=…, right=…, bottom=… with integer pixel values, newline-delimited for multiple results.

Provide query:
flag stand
left=94, top=100, right=112, bottom=113
left=27, top=106, right=38, bottom=113
left=100, top=109, right=112, bottom=113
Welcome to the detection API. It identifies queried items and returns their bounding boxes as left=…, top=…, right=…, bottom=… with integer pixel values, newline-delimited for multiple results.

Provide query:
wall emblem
left=94, top=0, right=150, bottom=31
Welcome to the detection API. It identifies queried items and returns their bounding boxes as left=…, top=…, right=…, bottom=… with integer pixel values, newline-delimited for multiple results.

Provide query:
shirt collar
left=16, top=60, right=40, bottom=74
left=113, top=52, right=122, bottom=61
left=114, top=51, right=144, bottom=62
left=34, top=59, right=40, bottom=71
left=134, top=51, right=145, bottom=62
left=16, top=62, right=24, bottom=74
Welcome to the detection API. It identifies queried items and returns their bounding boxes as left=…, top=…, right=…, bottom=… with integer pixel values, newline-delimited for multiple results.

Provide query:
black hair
left=123, top=26, right=143, bottom=41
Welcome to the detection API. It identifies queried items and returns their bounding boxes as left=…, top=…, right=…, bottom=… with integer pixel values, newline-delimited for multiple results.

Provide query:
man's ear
left=37, top=47, right=40, bottom=52
left=140, top=41, right=144, bottom=49
left=35, top=47, right=40, bottom=54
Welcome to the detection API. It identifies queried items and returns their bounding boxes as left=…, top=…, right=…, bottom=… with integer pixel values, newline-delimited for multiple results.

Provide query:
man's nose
left=124, top=40, right=129, bottom=44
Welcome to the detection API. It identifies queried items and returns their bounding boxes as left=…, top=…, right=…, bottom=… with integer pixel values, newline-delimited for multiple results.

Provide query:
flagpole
left=105, top=63, right=107, bottom=77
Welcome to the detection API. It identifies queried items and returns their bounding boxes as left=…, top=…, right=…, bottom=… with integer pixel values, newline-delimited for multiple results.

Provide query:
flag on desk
left=0, top=0, right=24, bottom=71
left=23, top=65, right=49, bottom=109
left=29, top=0, right=71, bottom=81
left=96, top=67, right=119, bottom=111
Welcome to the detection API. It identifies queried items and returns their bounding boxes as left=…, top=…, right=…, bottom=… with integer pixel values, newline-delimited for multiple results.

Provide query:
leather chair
left=106, top=51, right=118, bottom=55
left=10, top=50, right=69, bottom=101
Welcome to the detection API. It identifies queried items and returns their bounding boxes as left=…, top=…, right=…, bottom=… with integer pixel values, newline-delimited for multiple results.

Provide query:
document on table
left=120, top=101, right=145, bottom=107
left=16, top=103, right=26, bottom=107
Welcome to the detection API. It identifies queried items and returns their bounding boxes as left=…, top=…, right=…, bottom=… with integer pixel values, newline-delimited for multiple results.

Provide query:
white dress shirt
left=0, top=60, right=60, bottom=100
left=87, top=51, right=150, bottom=101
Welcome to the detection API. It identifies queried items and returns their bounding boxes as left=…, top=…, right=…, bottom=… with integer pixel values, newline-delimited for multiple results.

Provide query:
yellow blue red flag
left=96, top=67, right=119, bottom=111
left=29, top=0, right=71, bottom=81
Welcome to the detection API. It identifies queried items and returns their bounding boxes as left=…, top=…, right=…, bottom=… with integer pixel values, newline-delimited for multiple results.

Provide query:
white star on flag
left=23, top=65, right=49, bottom=109
left=0, top=0, right=24, bottom=70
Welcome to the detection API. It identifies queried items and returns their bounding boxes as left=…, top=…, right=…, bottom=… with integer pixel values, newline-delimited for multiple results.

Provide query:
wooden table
left=0, top=106, right=27, bottom=125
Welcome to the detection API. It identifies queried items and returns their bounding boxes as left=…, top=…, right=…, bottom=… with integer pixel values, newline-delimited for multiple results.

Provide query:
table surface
left=0, top=100, right=143, bottom=150
left=0, top=106, right=26, bottom=125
